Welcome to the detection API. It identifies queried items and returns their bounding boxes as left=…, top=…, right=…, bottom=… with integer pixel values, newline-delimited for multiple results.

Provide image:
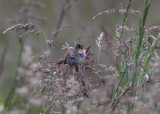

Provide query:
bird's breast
left=66, top=51, right=85, bottom=66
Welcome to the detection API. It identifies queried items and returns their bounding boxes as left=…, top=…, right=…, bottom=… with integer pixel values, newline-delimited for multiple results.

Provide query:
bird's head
left=75, top=44, right=86, bottom=56
left=75, top=44, right=84, bottom=50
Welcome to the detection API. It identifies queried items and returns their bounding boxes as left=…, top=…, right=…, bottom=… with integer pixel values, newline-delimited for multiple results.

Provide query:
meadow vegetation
left=1, top=0, right=160, bottom=113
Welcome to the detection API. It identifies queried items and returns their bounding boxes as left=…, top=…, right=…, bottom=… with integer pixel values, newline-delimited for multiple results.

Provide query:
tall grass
left=131, top=0, right=152, bottom=96
left=2, top=0, right=160, bottom=113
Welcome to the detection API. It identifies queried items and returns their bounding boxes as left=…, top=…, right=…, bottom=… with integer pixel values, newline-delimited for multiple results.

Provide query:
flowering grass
left=1, top=0, right=160, bottom=113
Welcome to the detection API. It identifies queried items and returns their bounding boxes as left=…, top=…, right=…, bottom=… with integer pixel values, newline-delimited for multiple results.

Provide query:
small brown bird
left=58, top=44, right=86, bottom=68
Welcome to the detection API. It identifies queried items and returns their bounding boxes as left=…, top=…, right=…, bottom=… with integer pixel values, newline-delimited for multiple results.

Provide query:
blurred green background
left=0, top=0, right=160, bottom=100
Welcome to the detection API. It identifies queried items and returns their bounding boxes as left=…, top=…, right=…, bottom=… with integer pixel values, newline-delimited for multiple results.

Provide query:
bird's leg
left=75, top=66, right=79, bottom=72
left=73, top=66, right=81, bottom=80
left=57, top=59, right=66, bottom=64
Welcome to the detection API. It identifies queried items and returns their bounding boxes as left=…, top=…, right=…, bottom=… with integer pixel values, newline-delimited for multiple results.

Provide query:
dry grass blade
left=52, top=25, right=69, bottom=35
left=92, top=8, right=115, bottom=20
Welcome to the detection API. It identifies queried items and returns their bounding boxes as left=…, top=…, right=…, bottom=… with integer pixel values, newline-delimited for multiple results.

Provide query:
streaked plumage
left=58, top=44, right=86, bottom=66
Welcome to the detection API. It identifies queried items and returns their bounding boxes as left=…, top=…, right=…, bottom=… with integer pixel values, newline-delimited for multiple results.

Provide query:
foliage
left=1, top=0, right=160, bottom=113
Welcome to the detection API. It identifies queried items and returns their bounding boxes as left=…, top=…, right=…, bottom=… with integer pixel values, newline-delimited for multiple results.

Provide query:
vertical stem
left=116, top=0, right=132, bottom=84
left=111, top=67, right=127, bottom=103
left=110, top=0, right=132, bottom=108
left=130, top=0, right=152, bottom=96
left=124, top=51, right=128, bottom=83
left=119, top=0, right=132, bottom=42
left=5, top=39, right=23, bottom=110
left=137, top=33, right=160, bottom=88
left=0, top=41, right=9, bottom=79
left=116, top=0, right=132, bottom=70
left=98, top=48, right=100, bottom=64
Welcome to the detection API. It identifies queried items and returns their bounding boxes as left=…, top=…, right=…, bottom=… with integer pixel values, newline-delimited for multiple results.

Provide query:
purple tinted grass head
left=92, top=8, right=115, bottom=20
left=123, top=41, right=132, bottom=51
left=119, top=8, right=141, bottom=15
left=149, top=26, right=160, bottom=32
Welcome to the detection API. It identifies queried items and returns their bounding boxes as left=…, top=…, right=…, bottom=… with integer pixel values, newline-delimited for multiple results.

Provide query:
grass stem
left=130, top=0, right=152, bottom=96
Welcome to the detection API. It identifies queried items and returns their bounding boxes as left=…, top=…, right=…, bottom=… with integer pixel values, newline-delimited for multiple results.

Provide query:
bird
left=58, top=44, right=86, bottom=71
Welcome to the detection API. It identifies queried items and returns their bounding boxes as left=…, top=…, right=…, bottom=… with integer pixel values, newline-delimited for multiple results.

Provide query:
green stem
left=137, top=33, right=160, bottom=87
left=98, top=48, right=100, bottom=64
left=116, top=0, right=132, bottom=84
left=111, top=67, right=127, bottom=103
left=130, top=0, right=152, bottom=96
left=111, top=0, right=132, bottom=106
left=0, top=41, right=9, bottom=79
left=119, top=0, right=132, bottom=42
left=124, top=51, right=129, bottom=83
left=5, top=39, right=23, bottom=110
